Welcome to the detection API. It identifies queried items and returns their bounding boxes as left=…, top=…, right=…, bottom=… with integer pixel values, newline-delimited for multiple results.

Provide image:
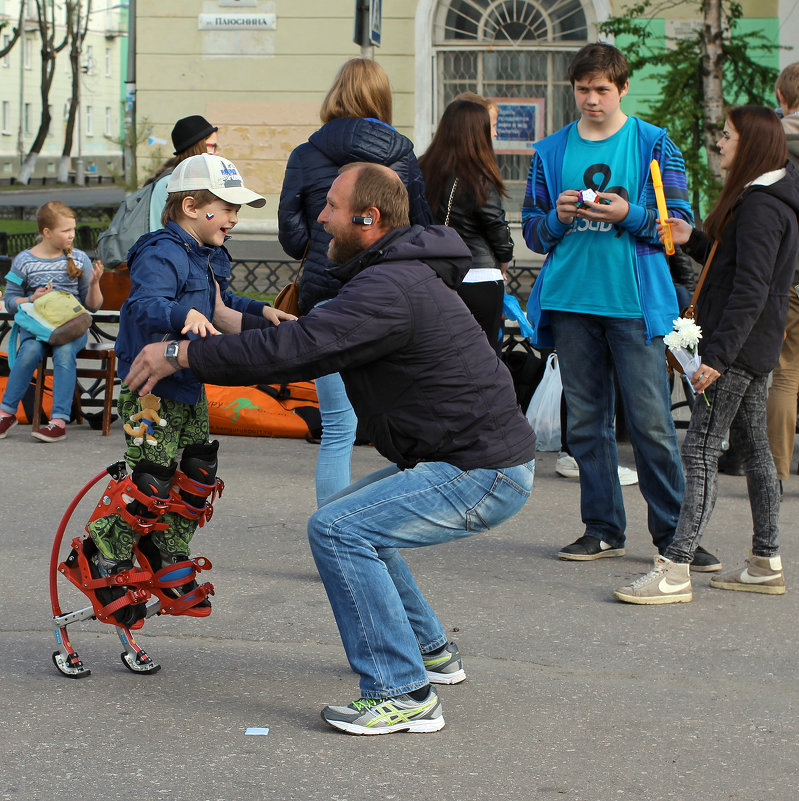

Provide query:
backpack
left=96, top=180, right=158, bottom=269
left=8, top=294, right=91, bottom=367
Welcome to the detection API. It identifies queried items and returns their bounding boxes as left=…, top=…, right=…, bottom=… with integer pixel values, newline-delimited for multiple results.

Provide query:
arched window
left=432, top=0, right=595, bottom=207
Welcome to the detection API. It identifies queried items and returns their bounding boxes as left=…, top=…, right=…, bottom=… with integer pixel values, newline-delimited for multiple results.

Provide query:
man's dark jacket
left=684, top=161, right=799, bottom=375
left=187, top=225, right=536, bottom=470
left=278, top=117, right=432, bottom=314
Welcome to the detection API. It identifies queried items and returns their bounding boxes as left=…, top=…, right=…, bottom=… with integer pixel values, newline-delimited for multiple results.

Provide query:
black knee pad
left=178, top=441, right=219, bottom=509
left=127, top=460, right=176, bottom=520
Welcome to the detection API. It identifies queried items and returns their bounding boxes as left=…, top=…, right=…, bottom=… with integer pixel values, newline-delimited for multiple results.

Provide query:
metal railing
left=225, top=259, right=540, bottom=302
left=0, top=242, right=540, bottom=303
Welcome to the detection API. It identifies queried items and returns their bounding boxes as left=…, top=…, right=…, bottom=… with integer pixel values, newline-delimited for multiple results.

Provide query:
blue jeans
left=548, top=311, right=683, bottom=551
left=665, top=367, right=779, bottom=562
left=307, top=459, right=534, bottom=698
left=1, top=332, right=88, bottom=421
left=314, top=371, right=358, bottom=506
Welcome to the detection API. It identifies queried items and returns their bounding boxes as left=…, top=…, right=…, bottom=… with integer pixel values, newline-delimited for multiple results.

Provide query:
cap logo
left=219, top=166, right=242, bottom=188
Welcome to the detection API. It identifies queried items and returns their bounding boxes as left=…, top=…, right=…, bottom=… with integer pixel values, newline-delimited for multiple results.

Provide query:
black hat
left=171, top=115, right=218, bottom=155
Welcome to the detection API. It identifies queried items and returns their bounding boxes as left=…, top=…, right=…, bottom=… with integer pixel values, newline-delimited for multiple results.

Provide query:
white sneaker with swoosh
left=614, top=556, right=692, bottom=604
left=710, top=555, right=786, bottom=595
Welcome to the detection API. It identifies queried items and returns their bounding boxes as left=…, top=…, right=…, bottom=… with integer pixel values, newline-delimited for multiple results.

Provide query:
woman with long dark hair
left=615, top=105, right=799, bottom=605
left=278, top=58, right=432, bottom=506
left=419, top=98, right=513, bottom=348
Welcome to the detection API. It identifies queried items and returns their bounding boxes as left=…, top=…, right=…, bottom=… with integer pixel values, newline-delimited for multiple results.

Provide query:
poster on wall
left=492, top=98, right=545, bottom=154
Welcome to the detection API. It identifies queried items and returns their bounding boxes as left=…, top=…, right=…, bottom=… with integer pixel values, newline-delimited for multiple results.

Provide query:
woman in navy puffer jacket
left=278, top=58, right=432, bottom=506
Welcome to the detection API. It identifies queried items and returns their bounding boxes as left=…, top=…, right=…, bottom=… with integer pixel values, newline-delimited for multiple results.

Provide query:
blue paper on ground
left=245, top=727, right=270, bottom=735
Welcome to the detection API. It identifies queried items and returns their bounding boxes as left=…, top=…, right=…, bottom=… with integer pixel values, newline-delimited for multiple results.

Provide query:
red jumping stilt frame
left=50, top=462, right=161, bottom=677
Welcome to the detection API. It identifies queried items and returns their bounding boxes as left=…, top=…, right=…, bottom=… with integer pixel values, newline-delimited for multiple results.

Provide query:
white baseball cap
left=166, top=153, right=266, bottom=208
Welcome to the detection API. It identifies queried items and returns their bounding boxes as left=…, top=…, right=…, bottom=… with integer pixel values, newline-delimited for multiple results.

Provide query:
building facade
left=0, top=0, right=128, bottom=183
left=135, top=0, right=795, bottom=238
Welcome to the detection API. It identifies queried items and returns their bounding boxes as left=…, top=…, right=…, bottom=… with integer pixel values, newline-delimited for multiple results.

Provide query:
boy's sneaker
left=555, top=452, right=580, bottom=478
left=424, top=641, right=466, bottom=684
left=0, top=413, right=17, bottom=439
left=709, top=555, right=786, bottom=595
left=614, top=556, right=692, bottom=604
left=690, top=545, right=722, bottom=572
left=90, top=553, right=147, bottom=627
left=559, top=534, right=625, bottom=560
left=321, top=686, right=444, bottom=735
left=32, top=421, right=66, bottom=443
left=555, top=452, right=638, bottom=485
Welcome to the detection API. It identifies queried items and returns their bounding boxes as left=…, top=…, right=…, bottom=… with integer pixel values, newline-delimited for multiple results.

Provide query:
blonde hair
left=37, top=200, right=81, bottom=278
left=777, top=62, right=799, bottom=111
left=320, top=58, right=393, bottom=125
left=454, top=91, right=498, bottom=116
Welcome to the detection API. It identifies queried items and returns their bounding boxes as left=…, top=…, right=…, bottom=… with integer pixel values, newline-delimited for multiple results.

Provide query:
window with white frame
left=105, top=47, right=112, bottom=77
left=432, top=0, right=593, bottom=203
left=2, top=35, right=10, bottom=68
left=86, top=45, right=94, bottom=76
left=24, top=35, right=31, bottom=69
left=86, top=105, right=93, bottom=136
left=2, top=101, right=10, bottom=133
left=23, top=103, right=31, bottom=135
left=105, top=106, right=112, bottom=136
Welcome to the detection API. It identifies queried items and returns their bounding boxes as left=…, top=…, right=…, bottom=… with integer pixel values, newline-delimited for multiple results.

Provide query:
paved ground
left=1, top=421, right=798, bottom=801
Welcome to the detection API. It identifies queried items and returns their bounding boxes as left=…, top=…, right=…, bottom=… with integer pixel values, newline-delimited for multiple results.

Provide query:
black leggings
left=457, top=280, right=505, bottom=351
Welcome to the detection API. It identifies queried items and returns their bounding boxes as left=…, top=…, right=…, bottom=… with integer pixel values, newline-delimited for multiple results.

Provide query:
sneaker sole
left=690, top=562, right=723, bottom=573
left=708, top=580, right=786, bottom=594
left=613, top=589, right=692, bottom=604
left=426, top=668, right=466, bottom=685
left=31, top=432, right=66, bottom=443
left=555, top=468, right=580, bottom=478
left=559, top=548, right=625, bottom=561
left=323, top=715, right=445, bottom=735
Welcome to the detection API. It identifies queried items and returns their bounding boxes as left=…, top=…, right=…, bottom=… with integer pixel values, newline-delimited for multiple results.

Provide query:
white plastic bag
left=525, top=352, right=562, bottom=451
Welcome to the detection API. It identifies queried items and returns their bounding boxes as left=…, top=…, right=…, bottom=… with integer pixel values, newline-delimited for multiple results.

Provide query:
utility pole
left=124, top=0, right=136, bottom=187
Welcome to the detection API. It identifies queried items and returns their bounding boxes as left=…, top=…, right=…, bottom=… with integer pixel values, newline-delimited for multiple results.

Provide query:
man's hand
left=182, top=308, right=218, bottom=337
left=575, top=192, right=629, bottom=224
left=125, top=342, right=181, bottom=396
left=556, top=190, right=581, bottom=224
left=263, top=306, right=297, bottom=325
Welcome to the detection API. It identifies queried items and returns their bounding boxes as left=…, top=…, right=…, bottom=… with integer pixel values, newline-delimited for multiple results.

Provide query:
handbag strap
left=681, top=240, right=719, bottom=320
left=290, top=242, right=310, bottom=282
left=443, top=178, right=458, bottom=226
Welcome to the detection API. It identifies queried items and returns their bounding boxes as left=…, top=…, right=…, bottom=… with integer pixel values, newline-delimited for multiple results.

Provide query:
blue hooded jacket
left=116, top=221, right=264, bottom=404
left=521, top=117, right=693, bottom=346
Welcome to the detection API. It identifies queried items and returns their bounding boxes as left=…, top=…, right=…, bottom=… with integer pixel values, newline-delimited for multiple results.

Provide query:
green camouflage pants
left=87, top=385, right=211, bottom=562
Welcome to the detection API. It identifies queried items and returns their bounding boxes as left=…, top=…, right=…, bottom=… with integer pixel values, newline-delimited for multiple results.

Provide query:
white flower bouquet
left=664, top=317, right=703, bottom=378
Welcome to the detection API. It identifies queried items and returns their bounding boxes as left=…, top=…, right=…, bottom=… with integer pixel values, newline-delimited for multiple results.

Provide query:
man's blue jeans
left=307, top=459, right=534, bottom=698
left=1, top=332, right=88, bottom=421
left=313, top=370, right=358, bottom=507
left=548, top=311, right=683, bottom=551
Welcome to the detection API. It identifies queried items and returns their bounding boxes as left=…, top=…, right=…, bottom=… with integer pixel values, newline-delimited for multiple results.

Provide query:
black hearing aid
left=352, top=215, right=373, bottom=225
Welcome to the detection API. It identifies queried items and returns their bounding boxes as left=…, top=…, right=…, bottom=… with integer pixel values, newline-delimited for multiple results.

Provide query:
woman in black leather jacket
left=419, top=98, right=513, bottom=348
left=277, top=58, right=432, bottom=506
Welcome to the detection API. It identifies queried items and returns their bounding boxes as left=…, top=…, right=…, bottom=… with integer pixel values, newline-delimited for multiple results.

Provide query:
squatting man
left=124, top=162, right=536, bottom=735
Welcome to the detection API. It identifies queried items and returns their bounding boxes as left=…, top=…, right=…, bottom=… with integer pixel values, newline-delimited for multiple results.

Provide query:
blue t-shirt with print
left=540, top=117, right=642, bottom=317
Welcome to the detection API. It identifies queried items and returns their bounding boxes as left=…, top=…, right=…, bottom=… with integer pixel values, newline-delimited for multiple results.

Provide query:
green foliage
left=600, top=0, right=779, bottom=217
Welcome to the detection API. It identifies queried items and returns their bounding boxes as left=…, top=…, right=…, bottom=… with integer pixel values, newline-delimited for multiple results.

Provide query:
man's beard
left=327, top=229, right=363, bottom=264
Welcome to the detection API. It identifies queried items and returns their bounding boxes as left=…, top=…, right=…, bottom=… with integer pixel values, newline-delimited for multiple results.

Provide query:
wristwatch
left=164, top=341, right=181, bottom=370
